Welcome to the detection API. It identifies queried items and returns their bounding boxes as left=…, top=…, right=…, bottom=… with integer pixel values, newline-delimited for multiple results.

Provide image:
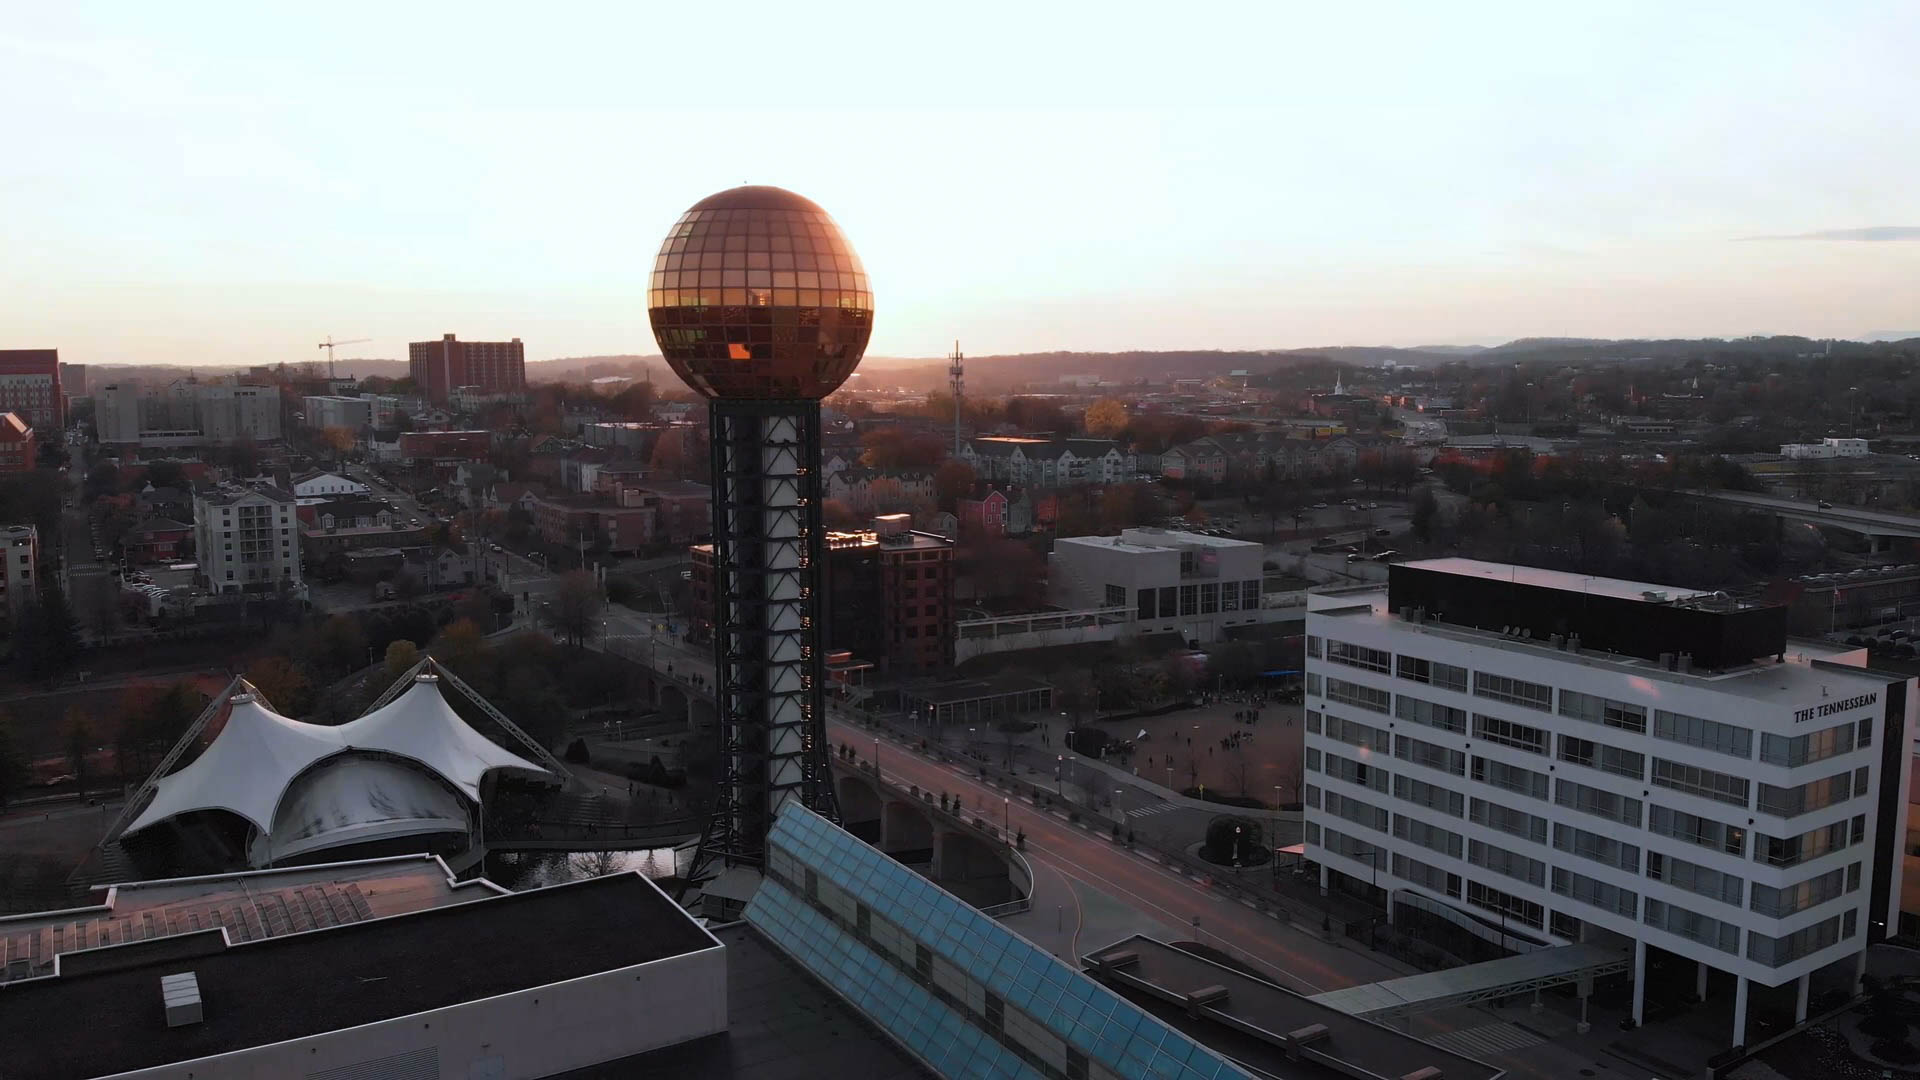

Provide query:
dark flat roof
left=0, top=873, right=713, bottom=1080
left=556, top=923, right=934, bottom=1079
left=1086, top=936, right=1501, bottom=1080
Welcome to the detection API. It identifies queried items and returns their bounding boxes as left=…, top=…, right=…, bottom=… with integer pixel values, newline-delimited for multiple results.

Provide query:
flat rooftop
left=1086, top=936, right=1501, bottom=1080
left=0, top=872, right=714, bottom=1080
left=562, top=922, right=934, bottom=1079
left=1397, top=556, right=1713, bottom=604
left=1, top=856, right=493, bottom=984
left=1311, top=583, right=1888, bottom=702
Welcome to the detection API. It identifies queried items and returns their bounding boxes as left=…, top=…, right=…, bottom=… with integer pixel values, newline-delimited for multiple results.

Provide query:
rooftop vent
left=415, top=672, right=440, bottom=683
left=229, top=692, right=255, bottom=705
left=161, top=971, right=203, bottom=1028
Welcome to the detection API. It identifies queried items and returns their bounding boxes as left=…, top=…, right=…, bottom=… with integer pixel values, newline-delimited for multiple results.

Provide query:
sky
left=4, top=1, right=1917, bottom=369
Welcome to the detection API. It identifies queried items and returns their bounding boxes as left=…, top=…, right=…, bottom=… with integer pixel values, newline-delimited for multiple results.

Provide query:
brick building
left=0, top=350, right=62, bottom=431
left=690, top=513, right=954, bottom=675
left=408, top=335, right=525, bottom=404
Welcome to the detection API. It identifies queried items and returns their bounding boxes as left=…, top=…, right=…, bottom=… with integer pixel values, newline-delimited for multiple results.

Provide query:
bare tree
left=547, top=570, right=606, bottom=647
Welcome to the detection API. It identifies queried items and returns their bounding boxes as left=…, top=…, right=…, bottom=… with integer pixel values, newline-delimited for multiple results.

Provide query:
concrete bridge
left=1682, top=489, right=1920, bottom=551
left=828, top=756, right=1031, bottom=913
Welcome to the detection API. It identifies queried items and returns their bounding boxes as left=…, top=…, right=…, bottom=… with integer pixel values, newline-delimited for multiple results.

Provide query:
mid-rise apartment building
left=408, top=335, right=525, bottom=404
left=1, top=525, right=38, bottom=623
left=1303, top=558, right=1913, bottom=1048
left=193, top=484, right=302, bottom=594
left=0, top=350, right=62, bottom=431
left=1049, top=527, right=1265, bottom=644
left=97, top=381, right=281, bottom=447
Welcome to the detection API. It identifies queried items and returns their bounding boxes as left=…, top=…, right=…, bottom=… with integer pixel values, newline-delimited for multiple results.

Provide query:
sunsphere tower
left=647, top=185, right=874, bottom=872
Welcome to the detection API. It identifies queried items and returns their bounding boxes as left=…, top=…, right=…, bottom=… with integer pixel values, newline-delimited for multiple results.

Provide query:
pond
left=481, top=846, right=690, bottom=890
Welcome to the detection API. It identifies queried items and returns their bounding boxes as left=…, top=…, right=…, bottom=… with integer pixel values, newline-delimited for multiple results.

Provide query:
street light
left=1003, top=796, right=1010, bottom=836
left=1056, top=754, right=1064, bottom=797
left=873, top=736, right=880, bottom=784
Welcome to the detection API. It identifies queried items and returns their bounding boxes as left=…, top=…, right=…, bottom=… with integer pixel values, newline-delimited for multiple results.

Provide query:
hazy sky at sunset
left=4, top=2, right=1917, bottom=369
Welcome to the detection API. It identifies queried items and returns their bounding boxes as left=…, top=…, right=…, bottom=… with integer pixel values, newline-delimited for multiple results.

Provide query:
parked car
left=1311, top=502, right=1328, bottom=509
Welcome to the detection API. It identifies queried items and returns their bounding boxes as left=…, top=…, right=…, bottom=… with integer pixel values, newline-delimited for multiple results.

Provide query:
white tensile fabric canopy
left=261, top=754, right=473, bottom=865
left=124, top=675, right=551, bottom=843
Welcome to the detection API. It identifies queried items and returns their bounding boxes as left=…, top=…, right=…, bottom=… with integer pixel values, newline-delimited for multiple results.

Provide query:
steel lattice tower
left=646, top=185, right=874, bottom=875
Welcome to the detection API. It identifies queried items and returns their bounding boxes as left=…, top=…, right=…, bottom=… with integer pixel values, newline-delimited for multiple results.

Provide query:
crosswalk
left=1126, top=801, right=1181, bottom=819
left=1425, top=1022, right=1544, bottom=1059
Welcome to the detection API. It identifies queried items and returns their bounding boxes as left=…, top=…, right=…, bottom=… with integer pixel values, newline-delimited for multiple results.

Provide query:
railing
left=838, top=758, right=1036, bottom=918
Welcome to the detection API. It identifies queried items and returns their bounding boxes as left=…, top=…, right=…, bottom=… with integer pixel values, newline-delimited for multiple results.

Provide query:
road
left=825, top=716, right=1623, bottom=1080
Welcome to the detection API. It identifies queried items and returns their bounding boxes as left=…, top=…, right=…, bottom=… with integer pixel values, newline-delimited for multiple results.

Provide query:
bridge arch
left=837, top=775, right=882, bottom=842
left=882, top=800, right=934, bottom=863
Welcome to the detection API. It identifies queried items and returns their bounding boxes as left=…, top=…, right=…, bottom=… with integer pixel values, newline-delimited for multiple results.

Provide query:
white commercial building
left=1049, top=527, right=1266, bottom=644
left=1781, top=437, right=1870, bottom=459
left=291, top=470, right=371, bottom=499
left=192, top=483, right=302, bottom=594
left=1303, top=558, right=1913, bottom=1048
left=301, top=393, right=374, bottom=431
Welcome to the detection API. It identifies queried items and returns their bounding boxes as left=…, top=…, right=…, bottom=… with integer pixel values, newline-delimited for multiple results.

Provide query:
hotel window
left=1554, top=778, right=1643, bottom=826
left=1466, top=881, right=1543, bottom=930
left=1179, top=585, right=1197, bottom=616
left=1756, top=771, right=1855, bottom=818
left=1104, top=584, right=1126, bottom=607
left=1395, top=695, right=1466, bottom=734
left=1552, top=867, right=1639, bottom=919
left=1473, top=672, right=1552, bottom=711
left=1470, top=797, right=1548, bottom=844
left=1557, top=734, right=1645, bottom=780
left=1554, top=823, right=1641, bottom=873
left=1323, top=714, right=1389, bottom=752
left=1468, top=838, right=1545, bottom=887
left=1473, top=713, right=1548, bottom=755
left=1326, top=678, right=1391, bottom=714
left=1393, top=774, right=1464, bottom=817
left=1474, top=756, right=1549, bottom=800
left=1647, top=851, right=1743, bottom=906
left=1652, top=759, right=1750, bottom=807
left=1653, top=710, right=1752, bottom=759
left=1651, top=805, right=1747, bottom=857
left=1644, top=898, right=1740, bottom=954
left=1761, top=722, right=1856, bottom=767
left=1558, top=690, right=1647, bottom=734
left=1326, top=640, right=1391, bottom=674
left=1397, top=655, right=1468, bottom=692
left=1200, top=583, right=1218, bottom=614
left=1395, top=735, right=1466, bottom=777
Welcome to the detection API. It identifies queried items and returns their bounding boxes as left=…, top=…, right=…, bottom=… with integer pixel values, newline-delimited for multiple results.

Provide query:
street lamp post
left=1056, top=755, right=1064, bottom=797
left=873, top=736, right=880, bottom=785
left=1003, top=796, right=1010, bottom=837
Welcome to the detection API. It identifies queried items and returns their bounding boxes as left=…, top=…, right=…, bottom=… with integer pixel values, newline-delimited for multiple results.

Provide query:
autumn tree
left=245, top=656, right=313, bottom=716
left=649, top=433, right=689, bottom=480
left=1083, top=398, right=1129, bottom=439
left=968, top=538, right=1047, bottom=607
left=547, top=570, right=605, bottom=647
left=933, top=460, right=976, bottom=509
left=65, top=709, right=93, bottom=793
left=859, top=426, right=947, bottom=468
left=320, top=425, right=356, bottom=460
left=385, top=639, right=422, bottom=676
left=315, top=614, right=370, bottom=675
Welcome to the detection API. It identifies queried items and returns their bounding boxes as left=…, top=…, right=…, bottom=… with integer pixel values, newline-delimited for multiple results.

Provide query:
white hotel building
left=1303, top=558, right=1913, bottom=1048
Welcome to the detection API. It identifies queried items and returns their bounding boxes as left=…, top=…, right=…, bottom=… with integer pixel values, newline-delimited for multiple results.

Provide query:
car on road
left=1311, top=502, right=1327, bottom=509
left=1817, top=500, right=1834, bottom=509
left=1372, top=550, right=1398, bottom=562
left=1373, top=527, right=1391, bottom=537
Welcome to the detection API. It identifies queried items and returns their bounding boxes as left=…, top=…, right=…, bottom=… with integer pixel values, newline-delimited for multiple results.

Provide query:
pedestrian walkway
left=1125, top=801, right=1181, bottom=819
left=1425, top=1021, right=1544, bottom=1058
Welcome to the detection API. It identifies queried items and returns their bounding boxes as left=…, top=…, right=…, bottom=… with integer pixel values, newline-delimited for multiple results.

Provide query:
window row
left=1475, top=756, right=1549, bottom=801
left=1393, top=814, right=1464, bottom=860
left=1558, top=734, right=1645, bottom=780
left=1749, top=864, right=1858, bottom=918
left=1554, top=823, right=1641, bottom=873
left=1755, top=815, right=1866, bottom=868
left=1396, top=734, right=1466, bottom=777
left=1473, top=672, right=1553, bottom=712
left=1468, top=838, right=1546, bottom=888
left=1652, top=709, right=1752, bottom=759
left=1559, top=689, right=1648, bottom=733
left=1646, top=851, right=1743, bottom=907
left=1651, top=758, right=1749, bottom=808
left=1554, top=867, right=1639, bottom=919
left=1397, top=655, right=1468, bottom=692
left=1323, top=713, right=1390, bottom=753
left=1470, top=797, right=1547, bottom=845
left=1555, top=778, right=1643, bottom=827
left=1748, top=912, right=1856, bottom=968
left=1322, top=751, right=1389, bottom=794
left=1395, top=694, right=1467, bottom=735
left=1644, top=898, right=1741, bottom=955
left=1757, top=769, right=1866, bottom=818
left=1323, top=791, right=1389, bottom=833
left=1325, top=678, right=1391, bottom=714
left=1326, top=639, right=1392, bottom=674
left=1760, top=719, right=1868, bottom=767
left=1394, top=775, right=1464, bottom=818
left=1473, top=713, right=1549, bottom=755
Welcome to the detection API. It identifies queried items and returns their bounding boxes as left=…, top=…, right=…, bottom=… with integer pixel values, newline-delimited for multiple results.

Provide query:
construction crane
left=317, top=336, right=371, bottom=379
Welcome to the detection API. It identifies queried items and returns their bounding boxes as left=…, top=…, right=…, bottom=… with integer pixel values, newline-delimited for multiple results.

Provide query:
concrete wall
left=107, top=944, right=727, bottom=1080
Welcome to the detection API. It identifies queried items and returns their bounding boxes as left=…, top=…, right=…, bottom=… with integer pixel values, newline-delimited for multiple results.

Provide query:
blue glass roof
left=746, top=803, right=1246, bottom=1080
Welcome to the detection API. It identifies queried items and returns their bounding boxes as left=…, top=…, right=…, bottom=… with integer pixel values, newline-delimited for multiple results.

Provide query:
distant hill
left=1861, top=331, right=1920, bottom=343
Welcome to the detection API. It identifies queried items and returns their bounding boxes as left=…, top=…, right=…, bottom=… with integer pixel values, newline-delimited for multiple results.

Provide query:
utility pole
left=949, top=341, right=965, bottom=460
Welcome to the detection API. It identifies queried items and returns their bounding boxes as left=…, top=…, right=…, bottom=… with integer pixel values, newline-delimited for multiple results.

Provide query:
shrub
left=1202, top=815, right=1265, bottom=865
left=563, top=738, right=589, bottom=764
left=1872, top=1038, right=1920, bottom=1064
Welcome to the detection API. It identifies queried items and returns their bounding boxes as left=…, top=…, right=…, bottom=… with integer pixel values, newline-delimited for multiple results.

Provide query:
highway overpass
left=1682, top=489, right=1920, bottom=549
